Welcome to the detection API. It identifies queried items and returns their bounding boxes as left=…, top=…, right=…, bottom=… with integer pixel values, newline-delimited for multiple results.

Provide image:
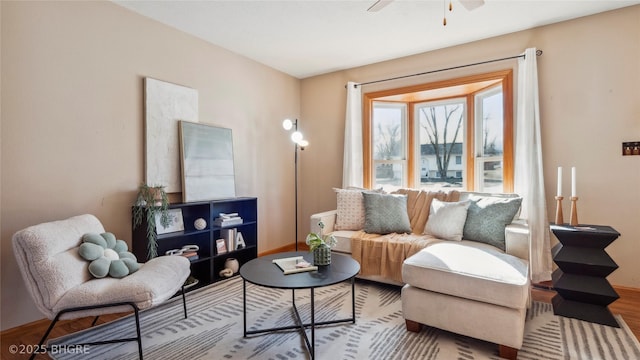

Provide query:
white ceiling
left=114, top=0, right=639, bottom=79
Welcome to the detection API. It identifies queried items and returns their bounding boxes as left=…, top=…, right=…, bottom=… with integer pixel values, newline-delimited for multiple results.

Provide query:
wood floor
left=2, top=285, right=639, bottom=360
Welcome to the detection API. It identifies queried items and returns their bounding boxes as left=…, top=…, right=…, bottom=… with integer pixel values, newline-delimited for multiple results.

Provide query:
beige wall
left=2, top=1, right=638, bottom=331
left=299, top=6, right=640, bottom=287
left=1, top=1, right=300, bottom=330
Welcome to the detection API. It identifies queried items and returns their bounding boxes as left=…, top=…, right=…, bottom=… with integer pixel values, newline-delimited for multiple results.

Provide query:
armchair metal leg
left=181, top=285, right=188, bottom=319
left=30, top=313, right=62, bottom=360
left=133, top=306, right=143, bottom=359
left=28, top=302, right=144, bottom=360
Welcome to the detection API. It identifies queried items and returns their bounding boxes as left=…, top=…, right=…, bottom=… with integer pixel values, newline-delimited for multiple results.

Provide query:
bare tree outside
left=374, top=122, right=401, bottom=160
left=483, top=114, right=500, bottom=156
left=420, top=104, right=464, bottom=180
left=370, top=84, right=505, bottom=193
left=371, top=103, right=406, bottom=187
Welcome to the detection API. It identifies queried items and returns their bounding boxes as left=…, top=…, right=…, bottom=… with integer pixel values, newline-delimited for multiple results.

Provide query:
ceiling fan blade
left=367, top=0, right=394, bottom=12
left=459, top=0, right=485, bottom=11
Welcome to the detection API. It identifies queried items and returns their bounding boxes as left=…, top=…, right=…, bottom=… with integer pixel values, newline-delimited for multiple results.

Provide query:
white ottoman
left=401, top=241, right=530, bottom=360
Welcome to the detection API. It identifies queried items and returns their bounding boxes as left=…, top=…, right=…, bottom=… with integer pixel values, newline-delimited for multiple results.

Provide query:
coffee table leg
left=310, top=288, right=315, bottom=360
left=243, top=279, right=247, bottom=337
left=351, top=277, right=356, bottom=323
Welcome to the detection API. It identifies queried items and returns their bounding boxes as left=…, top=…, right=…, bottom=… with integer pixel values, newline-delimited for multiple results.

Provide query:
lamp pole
left=293, top=120, right=299, bottom=251
left=283, top=118, right=307, bottom=252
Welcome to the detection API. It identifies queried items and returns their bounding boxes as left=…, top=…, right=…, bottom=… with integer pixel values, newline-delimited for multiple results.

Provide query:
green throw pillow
left=362, top=192, right=412, bottom=235
left=462, top=195, right=522, bottom=250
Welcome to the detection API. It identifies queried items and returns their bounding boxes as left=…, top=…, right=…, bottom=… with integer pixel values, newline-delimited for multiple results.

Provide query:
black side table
left=550, top=224, right=620, bottom=327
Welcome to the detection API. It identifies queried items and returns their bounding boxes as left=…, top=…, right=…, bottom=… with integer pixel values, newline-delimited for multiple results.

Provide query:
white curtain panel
left=342, top=82, right=364, bottom=188
left=514, top=48, right=553, bottom=283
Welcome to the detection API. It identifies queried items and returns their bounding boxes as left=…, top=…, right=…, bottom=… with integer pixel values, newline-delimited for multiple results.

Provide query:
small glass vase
left=313, top=243, right=331, bottom=266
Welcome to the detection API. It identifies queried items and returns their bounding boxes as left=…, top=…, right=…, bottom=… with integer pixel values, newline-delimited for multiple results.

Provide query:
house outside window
left=363, top=70, right=514, bottom=193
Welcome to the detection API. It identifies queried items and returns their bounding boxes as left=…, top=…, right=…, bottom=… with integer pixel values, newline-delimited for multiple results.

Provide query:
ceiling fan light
left=459, top=0, right=485, bottom=11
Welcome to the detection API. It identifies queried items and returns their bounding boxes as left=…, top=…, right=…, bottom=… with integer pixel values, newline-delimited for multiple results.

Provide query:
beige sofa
left=311, top=189, right=530, bottom=284
left=310, top=188, right=531, bottom=359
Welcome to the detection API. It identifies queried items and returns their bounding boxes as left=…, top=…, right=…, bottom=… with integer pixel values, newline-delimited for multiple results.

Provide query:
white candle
left=557, top=167, right=562, bottom=197
left=571, top=167, right=576, bottom=197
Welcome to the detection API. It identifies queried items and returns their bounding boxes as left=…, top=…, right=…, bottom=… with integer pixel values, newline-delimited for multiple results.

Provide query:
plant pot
left=313, top=243, right=331, bottom=266
left=150, top=187, right=164, bottom=206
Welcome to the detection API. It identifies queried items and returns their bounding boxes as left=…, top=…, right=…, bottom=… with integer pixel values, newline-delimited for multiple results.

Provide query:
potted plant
left=305, top=221, right=337, bottom=266
left=133, top=184, right=170, bottom=259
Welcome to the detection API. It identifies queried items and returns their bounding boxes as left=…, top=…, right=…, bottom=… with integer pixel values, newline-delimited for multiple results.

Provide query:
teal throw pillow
left=462, top=195, right=522, bottom=250
left=362, top=192, right=412, bottom=235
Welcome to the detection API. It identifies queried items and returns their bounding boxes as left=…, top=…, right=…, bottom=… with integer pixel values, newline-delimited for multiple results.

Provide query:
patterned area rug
left=50, top=276, right=640, bottom=360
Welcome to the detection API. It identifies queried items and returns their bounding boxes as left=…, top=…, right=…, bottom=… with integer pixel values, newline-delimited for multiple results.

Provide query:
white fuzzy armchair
left=12, top=214, right=191, bottom=360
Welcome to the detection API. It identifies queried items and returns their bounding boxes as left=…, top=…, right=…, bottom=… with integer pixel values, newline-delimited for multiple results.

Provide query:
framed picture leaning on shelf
left=155, top=208, right=185, bottom=235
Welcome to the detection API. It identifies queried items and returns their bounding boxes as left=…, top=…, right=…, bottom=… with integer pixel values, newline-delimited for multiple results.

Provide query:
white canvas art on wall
left=179, top=121, right=236, bottom=202
left=145, top=78, right=198, bottom=193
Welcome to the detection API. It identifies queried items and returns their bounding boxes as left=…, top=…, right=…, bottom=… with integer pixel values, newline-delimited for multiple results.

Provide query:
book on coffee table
left=272, top=256, right=317, bottom=275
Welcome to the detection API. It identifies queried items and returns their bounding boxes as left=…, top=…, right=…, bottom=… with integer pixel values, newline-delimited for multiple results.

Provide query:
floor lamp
left=282, top=119, right=309, bottom=251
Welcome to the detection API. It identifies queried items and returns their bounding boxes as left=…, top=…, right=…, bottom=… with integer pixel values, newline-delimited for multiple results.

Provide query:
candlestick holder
left=554, top=196, right=564, bottom=224
left=570, top=196, right=579, bottom=226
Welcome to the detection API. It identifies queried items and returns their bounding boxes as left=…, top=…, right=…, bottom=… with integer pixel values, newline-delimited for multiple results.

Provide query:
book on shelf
left=216, top=238, right=227, bottom=254
left=181, top=251, right=199, bottom=262
left=214, top=216, right=243, bottom=227
left=222, top=228, right=236, bottom=252
left=272, top=256, right=317, bottom=275
left=219, top=212, right=239, bottom=218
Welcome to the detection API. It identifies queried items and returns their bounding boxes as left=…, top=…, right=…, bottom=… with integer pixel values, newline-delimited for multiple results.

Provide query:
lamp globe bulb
left=291, top=131, right=303, bottom=143
left=282, top=119, right=293, bottom=130
left=298, top=139, right=309, bottom=147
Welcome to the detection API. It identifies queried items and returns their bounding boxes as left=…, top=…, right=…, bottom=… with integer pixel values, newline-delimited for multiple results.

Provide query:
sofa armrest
left=310, top=210, right=337, bottom=234
left=505, top=219, right=530, bottom=262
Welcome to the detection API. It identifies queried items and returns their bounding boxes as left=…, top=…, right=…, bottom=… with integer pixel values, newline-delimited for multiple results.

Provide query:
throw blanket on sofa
left=351, top=189, right=460, bottom=283
left=351, top=232, right=440, bottom=282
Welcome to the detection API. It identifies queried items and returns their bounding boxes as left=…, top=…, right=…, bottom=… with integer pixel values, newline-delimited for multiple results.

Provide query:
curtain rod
left=348, top=49, right=542, bottom=88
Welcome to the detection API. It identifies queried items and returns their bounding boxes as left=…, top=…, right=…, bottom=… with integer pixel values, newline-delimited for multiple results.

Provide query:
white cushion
left=54, top=255, right=190, bottom=319
left=13, top=215, right=105, bottom=316
left=402, top=241, right=530, bottom=309
left=334, top=188, right=366, bottom=230
left=423, top=199, right=470, bottom=241
left=329, top=230, right=358, bottom=253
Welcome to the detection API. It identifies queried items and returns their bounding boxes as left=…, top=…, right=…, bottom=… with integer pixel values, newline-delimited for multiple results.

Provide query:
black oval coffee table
left=240, top=251, right=360, bottom=359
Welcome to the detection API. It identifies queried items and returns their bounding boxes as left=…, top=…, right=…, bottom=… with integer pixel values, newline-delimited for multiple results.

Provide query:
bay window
left=363, top=70, right=513, bottom=193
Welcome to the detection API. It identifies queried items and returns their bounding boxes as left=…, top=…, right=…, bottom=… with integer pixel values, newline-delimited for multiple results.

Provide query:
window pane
left=475, top=86, right=504, bottom=192
left=416, top=100, right=465, bottom=191
left=479, top=89, right=503, bottom=158
left=372, top=103, right=405, bottom=161
left=374, top=162, right=404, bottom=191
left=482, top=159, right=503, bottom=193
